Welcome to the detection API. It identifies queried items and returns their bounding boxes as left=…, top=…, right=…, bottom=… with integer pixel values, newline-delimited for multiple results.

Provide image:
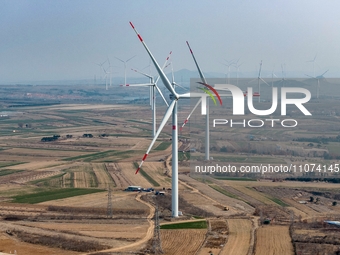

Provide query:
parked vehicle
left=124, top=186, right=142, bottom=192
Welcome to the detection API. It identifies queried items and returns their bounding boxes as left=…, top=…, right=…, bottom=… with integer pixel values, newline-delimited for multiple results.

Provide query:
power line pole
left=107, top=186, right=113, bottom=218
left=152, top=203, right=163, bottom=254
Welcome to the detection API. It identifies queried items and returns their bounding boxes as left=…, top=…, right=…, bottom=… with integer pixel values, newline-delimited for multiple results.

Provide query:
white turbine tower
left=271, top=65, right=278, bottom=89
left=107, top=58, right=112, bottom=88
left=280, top=64, right=286, bottom=88
left=115, top=55, right=136, bottom=86
left=96, top=59, right=108, bottom=85
left=223, top=59, right=235, bottom=84
left=233, top=58, right=242, bottom=86
left=169, top=61, right=187, bottom=91
left=305, top=69, right=329, bottom=99
left=102, top=66, right=110, bottom=90
left=249, top=60, right=270, bottom=102
left=130, top=22, right=209, bottom=217
left=186, top=41, right=212, bottom=161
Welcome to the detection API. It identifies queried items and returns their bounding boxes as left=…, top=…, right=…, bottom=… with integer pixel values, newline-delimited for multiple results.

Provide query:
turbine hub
left=169, top=94, right=176, bottom=100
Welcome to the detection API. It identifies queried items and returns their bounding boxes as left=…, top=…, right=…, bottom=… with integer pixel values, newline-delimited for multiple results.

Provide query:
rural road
left=85, top=193, right=155, bottom=254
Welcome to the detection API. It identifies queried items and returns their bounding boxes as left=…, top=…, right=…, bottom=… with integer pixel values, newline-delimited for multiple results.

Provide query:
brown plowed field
left=220, top=219, right=252, bottom=255
left=106, top=163, right=131, bottom=188
left=16, top=221, right=149, bottom=239
left=92, top=163, right=113, bottom=189
left=142, top=162, right=171, bottom=187
left=118, top=162, right=152, bottom=187
left=0, top=233, right=80, bottom=255
left=161, top=229, right=207, bottom=255
left=254, top=225, right=294, bottom=255
left=39, top=191, right=148, bottom=211
left=179, top=175, right=254, bottom=214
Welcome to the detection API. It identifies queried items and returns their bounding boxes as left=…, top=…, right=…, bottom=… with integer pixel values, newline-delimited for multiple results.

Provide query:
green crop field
left=133, top=162, right=160, bottom=186
left=0, top=162, right=25, bottom=168
left=0, top=169, right=24, bottom=176
left=154, top=141, right=171, bottom=151
left=160, top=220, right=207, bottom=229
left=208, top=184, right=238, bottom=199
left=11, top=188, right=105, bottom=204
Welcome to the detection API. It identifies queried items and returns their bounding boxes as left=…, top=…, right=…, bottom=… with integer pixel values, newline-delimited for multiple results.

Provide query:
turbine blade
left=155, top=51, right=173, bottom=85
left=130, top=22, right=178, bottom=98
left=126, top=55, right=136, bottom=63
left=320, top=69, right=329, bottom=77
left=181, top=98, right=202, bottom=131
left=305, top=74, right=314, bottom=79
left=125, top=83, right=153, bottom=87
left=260, top=78, right=271, bottom=86
left=258, top=60, right=263, bottom=78
left=155, top=84, right=169, bottom=107
left=131, top=68, right=152, bottom=79
left=173, top=82, right=187, bottom=90
left=115, top=57, right=124, bottom=63
left=169, top=62, right=175, bottom=84
left=186, top=41, right=207, bottom=84
left=135, top=100, right=176, bottom=173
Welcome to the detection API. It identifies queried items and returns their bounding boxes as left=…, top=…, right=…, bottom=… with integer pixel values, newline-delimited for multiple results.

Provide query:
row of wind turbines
left=121, top=22, right=328, bottom=217
left=96, top=55, right=136, bottom=90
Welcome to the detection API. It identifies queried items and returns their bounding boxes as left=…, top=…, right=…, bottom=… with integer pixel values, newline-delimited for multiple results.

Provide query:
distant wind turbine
left=222, top=59, right=234, bottom=84
left=280, top=64, right=286, bottom=88
left=115, top=55, right=136, bottom=86
left=270, top=65, right=277, bottom=89
left=305, top=69, right=329, bottom=99
left=123, top=52, right=172, bottom=137
left=306, top=54, right=317, bottom=78
left=248, top=60, right=270, bottom=102
left=233, top=58, right=243, bottom=86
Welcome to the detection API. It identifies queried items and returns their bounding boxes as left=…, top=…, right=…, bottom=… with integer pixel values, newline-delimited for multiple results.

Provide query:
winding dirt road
left=84, top=193, right=155, bottom=254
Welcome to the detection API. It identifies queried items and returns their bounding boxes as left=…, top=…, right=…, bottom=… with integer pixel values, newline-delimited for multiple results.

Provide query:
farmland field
left=161, top=229, right=207, bottom=255
left=221, top=219, right=252, bottom=255
left=254, top=225, right=294, bottom=255
left=1, top=99, right=340, bottom=254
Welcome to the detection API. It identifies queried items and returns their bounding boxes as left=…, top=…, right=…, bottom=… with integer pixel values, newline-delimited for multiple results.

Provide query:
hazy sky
left=1, top=0, right=339, bottom=83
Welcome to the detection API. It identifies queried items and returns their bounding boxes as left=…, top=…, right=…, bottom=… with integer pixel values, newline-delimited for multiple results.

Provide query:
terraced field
left=221, top=219, right=252, bottom=255
left=254, top=225, right=293, bottom=255
left=161, top=229, right=207, bottom=255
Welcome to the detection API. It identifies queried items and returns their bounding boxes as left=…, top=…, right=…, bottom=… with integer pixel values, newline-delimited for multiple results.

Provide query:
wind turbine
left=115, top=55, right=136, bottom=86
left=186, top=41, right=211, bottom=161
left=96, top=59, right=108, bottom=84
left=271, top=65, right=278, bottom=89
left=305, top=69, right=329, bottom=99
left=130, top=22, right=212, bottom=217
left=223, top=59, right=235, bottom=84
left=180, top=42, right=232, bottom=161
left=307, top=54, right=317, bottom=78
left=107, top=58, right=113, bottom=88
left=280, top=64, right=286, bottom=88
left=249, top=60, right=270, bottom=102
left=102, top=65, right=110, bottom=90
left=233, top=58, right=243, bottom=86
left=169, top=61, right=187, bottom=91
left=123, top=53, right=172, bottom=137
